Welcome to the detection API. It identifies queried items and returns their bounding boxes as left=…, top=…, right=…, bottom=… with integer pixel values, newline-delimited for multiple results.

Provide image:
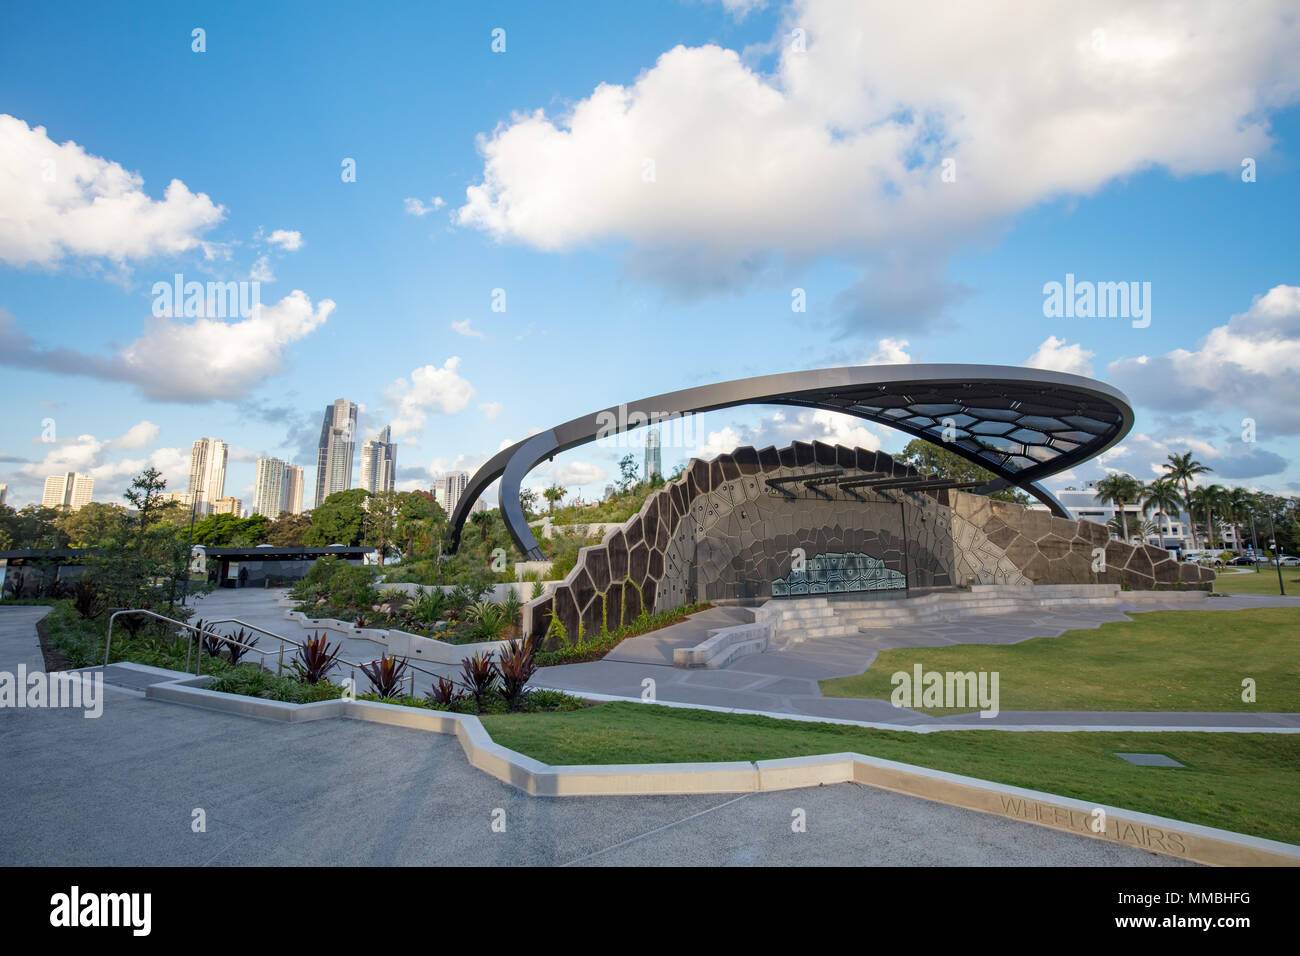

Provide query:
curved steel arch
left=448, top=364, right=1133, bottom=559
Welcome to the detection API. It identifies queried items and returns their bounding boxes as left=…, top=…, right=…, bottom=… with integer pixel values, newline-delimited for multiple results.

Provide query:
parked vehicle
left=1278, top=556, right=1300, bottom=567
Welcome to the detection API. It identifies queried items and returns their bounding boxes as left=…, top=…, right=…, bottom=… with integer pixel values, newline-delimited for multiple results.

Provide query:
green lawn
left=816, top=606, right=1299, bottom=713
left=480, top=702, right=1300, bottom=844
left=1212, top=567, right=1298, bottom=596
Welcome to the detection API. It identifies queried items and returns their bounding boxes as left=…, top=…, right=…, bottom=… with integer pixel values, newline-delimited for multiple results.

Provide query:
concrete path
left=0, top=605, right=50, bottom=672
left=537, top=594, right=1300, bottom=729
left=187, top=587, right=463, bottom=696
left=0, top=688, right=1189, bottom=866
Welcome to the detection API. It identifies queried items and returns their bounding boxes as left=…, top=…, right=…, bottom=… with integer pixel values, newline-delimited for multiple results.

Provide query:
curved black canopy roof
left=448, top=364, right=1133, bottom=559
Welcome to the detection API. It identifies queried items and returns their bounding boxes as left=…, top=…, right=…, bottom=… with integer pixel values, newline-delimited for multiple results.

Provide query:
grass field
left=1212, top=567, right=1298, bottom=596
left=480, top=702, right=1300, bottom=844
left=815, top=606, right=1299, bottom=714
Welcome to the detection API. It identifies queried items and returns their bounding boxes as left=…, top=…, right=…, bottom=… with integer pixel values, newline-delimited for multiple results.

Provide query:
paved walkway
left=537, top=594, right=1300, bottom=729
left=0, top=605, right=50, bottom=672
left=0, top=684, right=1189, bottom=866
left=187, top=587, right=463, bottom=696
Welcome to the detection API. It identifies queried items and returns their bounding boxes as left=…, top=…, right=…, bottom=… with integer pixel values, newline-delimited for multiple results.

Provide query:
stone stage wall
left=524, top=443, right=1214, bottom=646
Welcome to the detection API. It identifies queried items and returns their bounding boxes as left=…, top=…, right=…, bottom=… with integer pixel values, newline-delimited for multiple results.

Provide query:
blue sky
left=2, top=0, right=1298, bottom=512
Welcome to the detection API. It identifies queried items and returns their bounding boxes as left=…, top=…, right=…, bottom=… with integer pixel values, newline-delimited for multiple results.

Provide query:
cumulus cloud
left=697, top=408, right=885, bottom=460
left=867, top=337, right=912, bottom=365
left=267, top=229, right=302, bottom=251
left=480, top=402, right=504, bottom=420
left=0, top=291, right=334, bottom=403
left=6, top=421, right=190, bottom=503
left=0, top=114, right=225, bottom=268
left=456, top=1, right=1299, bottom=317
left=384, top=357, right=476, bottom=440
left=1109, top=285, right=1300, bottom=434
left=553, top=461, right=608, bottom=486
left=249, top=255, right=274, bottom=282
left=1024, top=336, right=1095, bottom=376
left=404, top=197, right=445, bottom=217
left=1085, top=431, right=1286, bottom=484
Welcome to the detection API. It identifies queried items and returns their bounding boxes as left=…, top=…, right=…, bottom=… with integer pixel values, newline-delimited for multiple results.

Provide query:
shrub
left=223, top=627, right=259, bottom=666
left=459, top=651, right=499, bottom=712
left=290, top=632, right=343, bottom=684
left=70, top=577, right=102, bottom=620
left=360, top=654, right=411, bottom=699
left=410, top=586, right=448, bottom=625
left=497, top=636, right=539, bottom=711
left=425, top=675, right=465, bottom=707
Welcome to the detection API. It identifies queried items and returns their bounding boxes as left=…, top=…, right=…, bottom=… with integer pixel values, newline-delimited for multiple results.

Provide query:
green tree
left=897, top=439, right=1030, bottom=505
left=305, top=489, right=370, bottom=547
left=618, top=454, right=639, bottom=492
left=1095, top=473, right=1143, bottom=544
left=1188, top=484, right=1229, bottom=549
left=58, top=501, right=128, bottom=549
left=396, top=491, right=442, bottom=558
left=1140, top=479, right=1183, bottom=549
left=266, top=513, right=312, bottom=548
left=363, top=490, right=402, bottom=564
left=543, top=484, right=566, bottom=514
left=123, top=467, right=169, bottom=554
left=1164, top=452, right=1212, bottom=550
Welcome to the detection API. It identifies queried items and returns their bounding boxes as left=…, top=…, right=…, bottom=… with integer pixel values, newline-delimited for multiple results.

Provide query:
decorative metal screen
left=772, top=551, right=906, bottom=596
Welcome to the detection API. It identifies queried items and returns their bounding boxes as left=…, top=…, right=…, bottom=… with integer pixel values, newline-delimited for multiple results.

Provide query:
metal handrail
left=103, top=609, right=530, bottom=699
left=103, top=609, right=232, bottom=676
left=193, top=617, right=509, bottom=697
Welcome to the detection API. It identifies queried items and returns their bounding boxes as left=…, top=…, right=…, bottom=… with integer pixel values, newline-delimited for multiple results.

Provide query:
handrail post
left=277, top=643, right=284, bottom=676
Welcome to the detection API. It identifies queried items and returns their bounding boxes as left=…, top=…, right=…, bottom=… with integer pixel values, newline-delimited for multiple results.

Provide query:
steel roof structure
left=448, top=364, right=1133, bottom=559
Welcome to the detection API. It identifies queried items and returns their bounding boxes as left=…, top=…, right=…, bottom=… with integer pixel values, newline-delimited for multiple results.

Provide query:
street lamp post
left=181, top=497, right=200, bottom=606
left=1249, top=513, right=1260, bottom=574
left=1264, top=509, right=1285, bottom=596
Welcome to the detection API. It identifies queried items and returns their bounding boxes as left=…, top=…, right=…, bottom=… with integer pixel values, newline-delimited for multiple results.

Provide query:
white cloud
left=553, top=461, right=607, bottom=486
left=456, top=2, right=1299, bottom=299
left=480, top=401, right=504, bottom=420
left=10, top=420, right=190, bottom=503
left=0, top=114, right=225, bottom=268
left=249, top=255, right=274, bottom=282
left=404, top=196, right=446, bottom=217
left=0, top=290, right=334, bottom=402
left=867, top=337, right=911, bottom=364
left=697, top=408, right=884, bottom=460
left=1109, top=285, right=1300, bottom=433
left=1024, top=336, right=1095, bottom=376
left=385, top=357, right=476, bottom=439
left=267, top=229, right=303, bottom=251
left=451, top=319, right=484, bottom=338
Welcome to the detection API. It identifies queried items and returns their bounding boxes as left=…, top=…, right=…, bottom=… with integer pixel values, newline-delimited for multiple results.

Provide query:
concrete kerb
left=137, top=671, right=1300, bottom=866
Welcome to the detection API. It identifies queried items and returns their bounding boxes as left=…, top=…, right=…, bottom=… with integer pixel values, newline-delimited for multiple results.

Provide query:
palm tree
left=1095, top=473, right=1143, bottom=543
left=1141, top=479, right=1183, bottom=548
left=469, top=509, right=492, bottom=542
left=1188, top=484, right=1228, bottom=551
left=543, top=484, right=566, bottom=514
left=1164, top=452, right=1212, bottom=550
left=1224, top=487, right=1257, bottom=555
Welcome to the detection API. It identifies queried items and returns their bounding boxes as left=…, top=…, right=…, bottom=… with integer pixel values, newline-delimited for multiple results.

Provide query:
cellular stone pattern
left=524, top=444, right=1215, bottom=647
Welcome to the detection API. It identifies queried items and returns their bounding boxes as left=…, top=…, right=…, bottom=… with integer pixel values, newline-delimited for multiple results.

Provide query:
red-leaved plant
left=459, top=651, right=499, bottom=712
left=360, top=654, right=410, bottom=699
left=290, top=632, right=342, bottom=684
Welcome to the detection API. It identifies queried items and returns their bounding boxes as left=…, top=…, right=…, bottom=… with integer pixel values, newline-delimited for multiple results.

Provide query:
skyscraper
left=0, top=484, right=7, bottom=508
left=314, top=399, right=358, bottom=508
left=212, top=497, right=243, bottom=516
left=359, top=426, right=397, bottom=494
left=253, top=458, right=305, bottom=517
left=283, top=463, right=304, bottom=515
left=42, top=473, right=93, bottom=511
left=188, top=438, right=228, bottom=515
left=644, top=426, right=662, bottom=480
left=438, top=471, right=468, bottom=514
